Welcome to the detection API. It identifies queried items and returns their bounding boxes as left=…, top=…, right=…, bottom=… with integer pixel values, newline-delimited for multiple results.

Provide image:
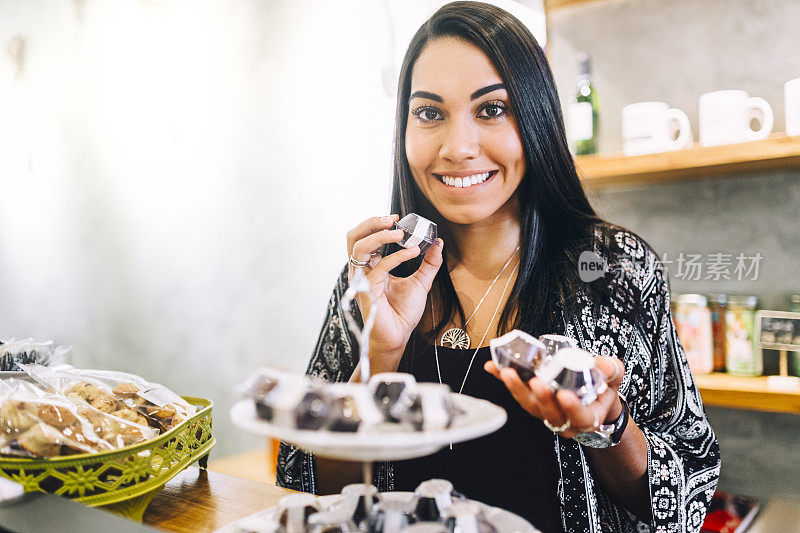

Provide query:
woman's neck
left=445, top=198, right=522, bottom=280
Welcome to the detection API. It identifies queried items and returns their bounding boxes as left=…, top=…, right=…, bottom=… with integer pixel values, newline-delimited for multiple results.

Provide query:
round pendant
left=440, top=328, right=471, bottom=349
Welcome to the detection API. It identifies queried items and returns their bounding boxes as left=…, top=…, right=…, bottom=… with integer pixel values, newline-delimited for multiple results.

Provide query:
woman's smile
left=432, top=169, right=498, bottom=189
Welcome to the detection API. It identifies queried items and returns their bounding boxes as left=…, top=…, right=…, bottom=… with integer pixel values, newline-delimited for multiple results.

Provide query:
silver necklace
left=439, top=246, right=520, bottom=349
left=433, top=261, right=519, bottom=395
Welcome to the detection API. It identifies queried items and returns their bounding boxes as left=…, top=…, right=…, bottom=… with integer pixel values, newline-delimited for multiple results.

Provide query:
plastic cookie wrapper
left=395, top=213, right=438, bottom=255
left=405, top=383, right=454, bottom=432
left=538, top=334, right=578, bottom=358
left=0, top=338, right=70, bottom=371
left=369, top=498, right=416, bottom=533
left=535, top=348, right=608, bottom=405
left=489, top=330, right=548, bottom=382
left=413, top=479, right=456, bottom=522
left=0, top=378, right=157, bottom=458
left=276, top=493, right=321, bottom=533
left=326, top=382, right=383, bottom=432
left=20, top=363, right=195, bottom=432
left=368, top=372, right=419, bottom=422
left=444, top=501, right=497, bottom=533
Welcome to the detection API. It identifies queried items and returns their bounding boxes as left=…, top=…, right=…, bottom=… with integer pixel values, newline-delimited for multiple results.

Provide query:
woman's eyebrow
left=470, top=83, right=505, bottom=100
left=409, top=90, right=443, bottom=103
left=408, top=83, right=505, bottom=104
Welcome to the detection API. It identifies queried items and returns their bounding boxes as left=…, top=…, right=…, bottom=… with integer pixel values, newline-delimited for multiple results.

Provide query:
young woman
left=278, top=2, right=720, bottom=532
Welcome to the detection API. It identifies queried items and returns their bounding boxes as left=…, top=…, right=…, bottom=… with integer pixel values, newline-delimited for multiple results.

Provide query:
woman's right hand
left=346, top=215, right=444, bottom=374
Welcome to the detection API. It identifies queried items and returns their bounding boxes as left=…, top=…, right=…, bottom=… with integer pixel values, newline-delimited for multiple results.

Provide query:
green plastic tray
left=0, top=396, right=214, bottom=520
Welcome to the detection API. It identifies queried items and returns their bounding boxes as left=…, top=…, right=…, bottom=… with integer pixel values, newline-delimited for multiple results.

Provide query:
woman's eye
left=411, top=106, right=443, bottom=123
left=478, top=102, right=507, bottom=119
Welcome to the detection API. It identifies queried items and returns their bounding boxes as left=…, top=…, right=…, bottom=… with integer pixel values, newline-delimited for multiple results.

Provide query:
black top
left=392, top=334, right=562, bottom=533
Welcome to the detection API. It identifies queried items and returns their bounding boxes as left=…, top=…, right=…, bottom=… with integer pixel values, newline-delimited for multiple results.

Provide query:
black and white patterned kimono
left=277, top=226, right=721, bottom=532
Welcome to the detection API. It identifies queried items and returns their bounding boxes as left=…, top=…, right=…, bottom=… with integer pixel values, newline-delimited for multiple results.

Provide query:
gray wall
left=548, top=0, right=800, bottom=501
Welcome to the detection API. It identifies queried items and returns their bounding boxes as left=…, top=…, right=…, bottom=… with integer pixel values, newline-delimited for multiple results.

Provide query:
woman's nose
left=438, top=117, right=480, bottom=162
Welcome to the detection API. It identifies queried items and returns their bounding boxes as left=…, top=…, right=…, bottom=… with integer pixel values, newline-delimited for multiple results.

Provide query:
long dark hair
left=389, top=1, right=603, bottom=338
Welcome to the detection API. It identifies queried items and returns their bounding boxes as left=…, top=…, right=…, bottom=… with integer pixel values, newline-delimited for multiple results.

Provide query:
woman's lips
left=432, top=170, right=498, bottom=188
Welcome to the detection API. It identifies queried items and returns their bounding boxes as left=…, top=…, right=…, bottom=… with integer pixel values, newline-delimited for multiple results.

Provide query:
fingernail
left=436, top=238, right=443, bottom=247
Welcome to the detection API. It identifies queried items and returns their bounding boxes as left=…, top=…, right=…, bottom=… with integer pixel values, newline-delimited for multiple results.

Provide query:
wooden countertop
left=142, top=467, right=294, bottom=532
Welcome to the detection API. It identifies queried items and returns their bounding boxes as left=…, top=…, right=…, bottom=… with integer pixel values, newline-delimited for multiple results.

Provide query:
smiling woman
left=277, top=2, right=720, bottom=532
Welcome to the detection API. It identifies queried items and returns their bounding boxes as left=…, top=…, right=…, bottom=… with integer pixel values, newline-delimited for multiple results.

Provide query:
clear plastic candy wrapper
left=538, top=334, right=577, bottom=358
left=20, top=363, right=195, bottom=433
left=0, top=378, right=157, bottom=458
left=489, top=330, right=547, bottom=381
left=0, top=338, right=70, bottom=372
left=277, top=493, right=322, bottom=533
left=240, top=368, right=453, bottom=433
left=395, top=214, right=437, bottom=255
left=535, top=348, right=608, bottom=405
left=443, top=501, right=497, bottom=533
left=413, top=479, right=456, bottom=522
left=335, top=483, right=380, bottom=530
left=370, top=499, right=416, bottom=533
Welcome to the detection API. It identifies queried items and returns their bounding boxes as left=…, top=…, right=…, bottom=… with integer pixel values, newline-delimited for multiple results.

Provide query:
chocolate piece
left=339, top=483, right=379, bottom=529
left=443, top=501, right=496, bottom=533
left=277, top=493, right=320, bottom=533
left=369, top=499, right=415, bottom=533
left=489, top=330, right=547, bottom=380
left=395, top=213, right=437, bottom=255
left=368, top=372, right=418, bottom=422
left=295, top=389, right=331, bottom=430
left=539, top=334, right=578, bottom=357
left=536, top=348, right=608, bottom=405
left=413, top=479, right=455, bottom=522
left=406, top=384, right=453, bottom=432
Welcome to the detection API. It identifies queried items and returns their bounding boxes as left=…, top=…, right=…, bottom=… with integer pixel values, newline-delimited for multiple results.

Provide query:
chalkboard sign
left=756, top=310, right=800, bottom=351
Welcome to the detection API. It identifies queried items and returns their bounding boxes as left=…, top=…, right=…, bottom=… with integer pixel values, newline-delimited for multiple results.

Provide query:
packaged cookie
left=0, top=338, right=70, bottom=372
left=0, top=378, right=155, bottom=458
left=20, top=364, right=195, bottom=432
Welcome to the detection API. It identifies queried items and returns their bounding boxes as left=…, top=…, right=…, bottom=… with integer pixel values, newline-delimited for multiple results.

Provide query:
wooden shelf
left=576, top=134, right=800, bottom=187
left=695, top=373, right=800, bottom=414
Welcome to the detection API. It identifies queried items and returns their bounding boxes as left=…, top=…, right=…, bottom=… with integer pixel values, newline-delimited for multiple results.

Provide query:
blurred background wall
left=0, top=0, right=544, bottom=458
left=1, top=0, right=798, bottom=503
left=548, top=0, right=800, bottom=503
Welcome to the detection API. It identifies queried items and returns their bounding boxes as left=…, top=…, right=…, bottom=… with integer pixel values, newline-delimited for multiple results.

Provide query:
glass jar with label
left=674, top=294, right=714, bottom=374
left=707, top=294, right=728, bottom=372
left=725, top=295, right=760, bottom=377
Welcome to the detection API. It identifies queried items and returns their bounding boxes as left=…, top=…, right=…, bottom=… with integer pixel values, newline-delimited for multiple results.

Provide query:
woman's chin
left=433, top=204, right=505, bottom=226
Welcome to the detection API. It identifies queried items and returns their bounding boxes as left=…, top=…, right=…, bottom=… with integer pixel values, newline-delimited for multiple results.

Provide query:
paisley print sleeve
left=275, top=265, right=358, bottom=493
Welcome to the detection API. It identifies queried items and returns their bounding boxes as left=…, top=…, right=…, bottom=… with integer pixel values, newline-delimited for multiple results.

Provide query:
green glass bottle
left=568, top=53, right=599, bottom=155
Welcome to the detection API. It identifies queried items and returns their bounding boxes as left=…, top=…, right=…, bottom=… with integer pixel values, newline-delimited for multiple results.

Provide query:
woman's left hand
left=483, top=356, right=625, bottom=439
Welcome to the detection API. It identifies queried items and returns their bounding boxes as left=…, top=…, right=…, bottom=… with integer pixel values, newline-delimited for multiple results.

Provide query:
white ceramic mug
left=699, top=90, right=774, bottom=146
left=622, top=102, right=692, bottom=155
left=786, top=78, right=800, bottom=136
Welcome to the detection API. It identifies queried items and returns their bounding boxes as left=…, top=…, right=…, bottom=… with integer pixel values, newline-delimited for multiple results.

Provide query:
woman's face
left=405, top=37, right=526, bottom=226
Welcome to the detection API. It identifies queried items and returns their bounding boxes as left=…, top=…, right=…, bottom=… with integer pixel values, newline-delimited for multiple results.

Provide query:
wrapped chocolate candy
left=413, top=479, right=455, bottom=522
left=368, top=499, right=416, bottom=533
left=539, top=334, right=578, bottom=358
left=489, top=330, right=547, bottom=381
left=443, top=501, right=496, bottom=533
left=336, top=483, right=379, bottom=530
left=395, top=213, right=437, bottom=255
left=326, top=383, right=382, bottom=432
left=403, top=524, right=449, bottom=533
left=368, top=372, right=418, bottom=422
left=536, top=348, right=608, bottom=405
left=294, top=387, right=331, bottom=431
left=406, top=384, right=454, bottom=432
left=276, top=493, right=321, bottom=533
left=306, top=510, right=358, bottom=533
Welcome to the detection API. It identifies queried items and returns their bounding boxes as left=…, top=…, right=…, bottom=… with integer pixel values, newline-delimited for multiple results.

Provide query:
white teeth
left=439, top=171, right=492, bottom=188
